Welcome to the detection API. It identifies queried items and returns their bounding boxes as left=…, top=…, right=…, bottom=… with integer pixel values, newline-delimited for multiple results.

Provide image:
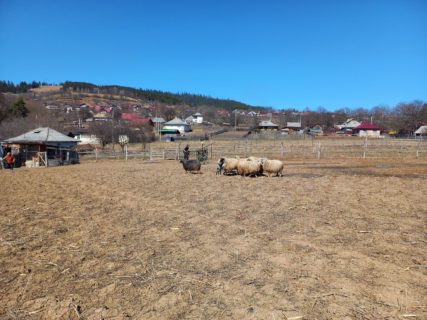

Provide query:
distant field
left=1, top=158, right=426, bottom=319
left=29, top=85, right=62, bottom=93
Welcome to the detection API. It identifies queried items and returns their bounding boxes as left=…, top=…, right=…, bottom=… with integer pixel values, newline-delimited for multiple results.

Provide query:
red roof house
left=121, top=113, right=154, bottom=126
left=353, top=121, right=383, bottom=137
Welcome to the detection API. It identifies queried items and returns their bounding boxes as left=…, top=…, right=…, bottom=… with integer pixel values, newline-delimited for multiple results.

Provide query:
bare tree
left=90, top=122, right=112, bottom=148
left=393, top=101, right=425, bottom=132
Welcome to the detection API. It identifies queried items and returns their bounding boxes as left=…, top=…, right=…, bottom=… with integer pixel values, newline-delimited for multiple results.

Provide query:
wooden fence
left=78, top=137, right=427, bottom=161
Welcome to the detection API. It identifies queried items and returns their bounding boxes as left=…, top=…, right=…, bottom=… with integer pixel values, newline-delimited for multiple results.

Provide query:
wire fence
left=78, top=137, right=427, bottom=162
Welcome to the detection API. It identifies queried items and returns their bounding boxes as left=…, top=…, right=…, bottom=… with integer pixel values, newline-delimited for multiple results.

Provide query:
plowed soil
left=1, top=158, right=426, bottom=319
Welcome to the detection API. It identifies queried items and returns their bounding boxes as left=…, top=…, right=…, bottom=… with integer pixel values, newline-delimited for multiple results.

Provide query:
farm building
left=121, top=113, right=154, bottom=127
left=152, top=117, right=166, bottom=126
left=3, top=127, right=79, bottom=167
left=163, top=117, right=191, bottom=134
left=259, top=120, right=279, bottom=131
left=415, top=125, right=427, bottom=136
left=335, top=118, right=361, bottom=130
left=68, top=129, right=101, bottom=146
left=185, top=112, right=204, bottom=124
left=353, top=121, right=383, bottom=138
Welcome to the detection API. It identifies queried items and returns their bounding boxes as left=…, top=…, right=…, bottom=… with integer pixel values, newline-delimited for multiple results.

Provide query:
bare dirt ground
left=1, top=158, right=426, bottom=319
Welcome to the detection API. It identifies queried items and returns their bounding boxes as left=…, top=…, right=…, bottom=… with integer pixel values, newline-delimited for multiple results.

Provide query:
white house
left=353, top=121, right=382, bottom=138
left=185, top=112, right=203, bottom=124
left=415, top=125, right=427, bottom=136
left=335, top=118, right=361, bottom=130
left=74, top=134, right=101, bottom=145
left=163, top=117, right=191, bottom=134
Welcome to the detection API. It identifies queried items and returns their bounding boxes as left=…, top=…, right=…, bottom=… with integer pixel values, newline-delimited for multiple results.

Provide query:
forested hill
left=172, top=93, right=264, bottom=111
left=0, top=80, right=267, bottom=112
left=61, top=81, right=266, bottom=111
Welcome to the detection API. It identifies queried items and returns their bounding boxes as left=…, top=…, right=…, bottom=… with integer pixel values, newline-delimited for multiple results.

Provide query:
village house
left=335, top=118, right=361, bottom=134
left=68, top=129, right=101, bottom=145
left=185, top=112, right=204, bottom=124
left=93, top=111, right=112, bottom=122
left=353, top=121, right=383, bottom=138
left=258, top=120, right=279, bottom=131
left=163, top=117, right=191, bottom=134
left=414, top=125, right=427, bottom=136
left=120, top=113, right=154, bottom=127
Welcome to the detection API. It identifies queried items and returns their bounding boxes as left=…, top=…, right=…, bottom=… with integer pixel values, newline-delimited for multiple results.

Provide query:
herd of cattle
left=180, top=157, right=284, bottom=177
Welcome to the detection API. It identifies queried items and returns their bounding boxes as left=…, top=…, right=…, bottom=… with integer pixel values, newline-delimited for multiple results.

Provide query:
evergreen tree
left=10, top=97, right=29, bottom=117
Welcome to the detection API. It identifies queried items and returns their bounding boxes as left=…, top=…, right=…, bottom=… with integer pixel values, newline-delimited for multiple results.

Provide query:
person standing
left=3, top=152, right=15, bottom=171
left=183, top=144, right=190, bottom=160
left=0, top=145, right=4, bottom=169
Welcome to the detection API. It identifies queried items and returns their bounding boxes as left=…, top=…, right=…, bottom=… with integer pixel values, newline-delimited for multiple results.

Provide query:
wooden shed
left=3, top=127, right=80, bottom=167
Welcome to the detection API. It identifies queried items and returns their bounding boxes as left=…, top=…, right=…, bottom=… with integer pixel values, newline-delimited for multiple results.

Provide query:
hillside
left=59, top=81, right=267, bottom=111
left=0, top=80, right=273, bottom=140
left=1, top=80, right=270, bottom=124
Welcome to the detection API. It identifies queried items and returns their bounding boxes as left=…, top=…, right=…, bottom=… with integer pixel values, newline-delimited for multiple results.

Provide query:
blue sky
left=1, top=0, right=426, bottom=110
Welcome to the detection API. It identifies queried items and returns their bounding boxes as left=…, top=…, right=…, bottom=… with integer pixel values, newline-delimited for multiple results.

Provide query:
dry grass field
left=1, top=157, right=426, bottom=319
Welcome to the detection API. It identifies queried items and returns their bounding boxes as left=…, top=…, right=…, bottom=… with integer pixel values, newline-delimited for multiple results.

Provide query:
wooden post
left=281, top=142, right=285, bottom=158
left=363, top=136, right=368, bottom=159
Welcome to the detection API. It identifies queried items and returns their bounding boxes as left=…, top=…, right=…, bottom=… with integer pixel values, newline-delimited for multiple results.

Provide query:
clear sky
left=1, top=0, right=426, bottom=110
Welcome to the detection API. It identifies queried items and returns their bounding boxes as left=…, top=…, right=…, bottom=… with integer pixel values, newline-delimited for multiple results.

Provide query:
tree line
left=0, top=80, right=50, bottom=93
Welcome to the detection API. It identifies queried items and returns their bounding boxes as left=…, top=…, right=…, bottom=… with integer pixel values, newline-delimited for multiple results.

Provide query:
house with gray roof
left=3, top=127, right=79, bottom=167
left=259, top=120, right=279, bottom=131
left=163, top=117, right=191, bottom=134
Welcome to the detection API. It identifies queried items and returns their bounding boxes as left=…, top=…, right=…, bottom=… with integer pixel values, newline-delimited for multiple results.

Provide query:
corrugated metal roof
left=4, top=127, right=77, bottom=144
left=152, top=117, right=166, bottom=123
left=354, top=121, right=382, bottom=130
left=259, top=120, right=278, bottom=127
left=415, top=125, right=427, bottom=134
left=164, top=117, right=188, bottom=125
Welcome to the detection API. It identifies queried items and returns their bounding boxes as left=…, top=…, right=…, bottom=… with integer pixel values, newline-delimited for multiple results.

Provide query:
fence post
left=416, top=140, right=421, bottom=158
left=149, top=144, right=152, bottom=161
left=281, top=142, right=285, bottom=158
left=125, top=144, right=128, bottom=161
left=363, top=136, right=368, bottom=158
